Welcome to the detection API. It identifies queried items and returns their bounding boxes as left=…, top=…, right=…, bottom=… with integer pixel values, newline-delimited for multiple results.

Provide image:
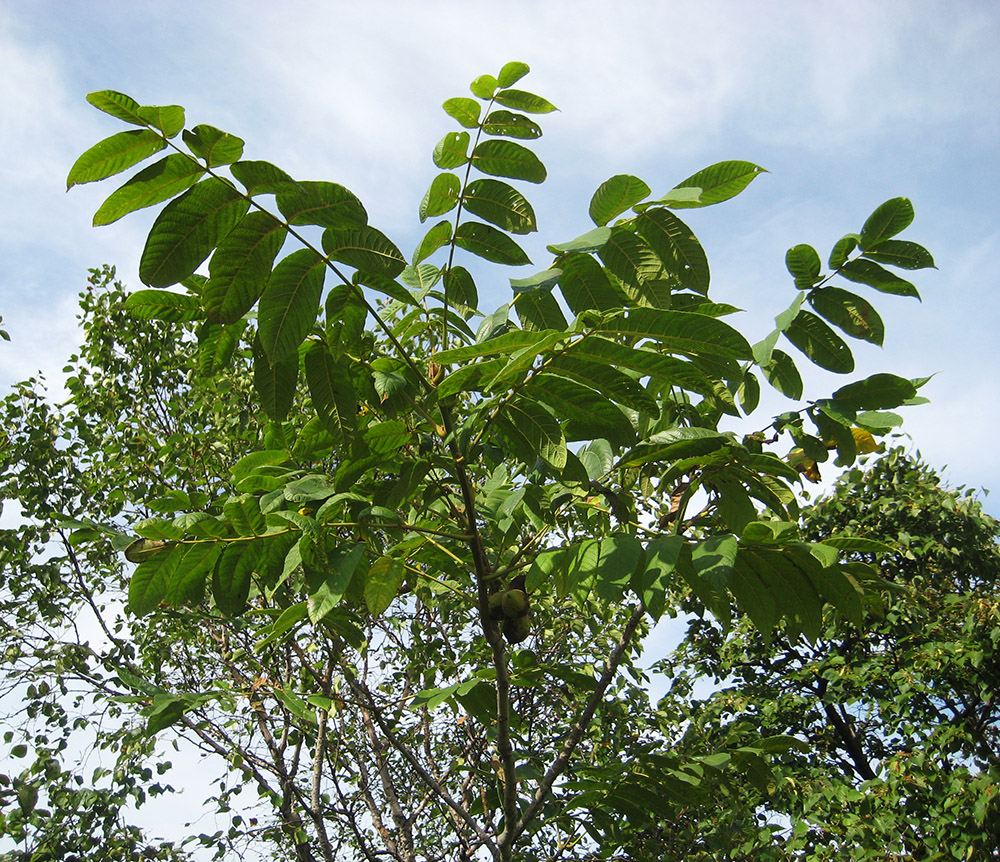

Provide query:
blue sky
left=1, top=0, right=998, bottom=849
left=3, top=1, right=997, bottom=512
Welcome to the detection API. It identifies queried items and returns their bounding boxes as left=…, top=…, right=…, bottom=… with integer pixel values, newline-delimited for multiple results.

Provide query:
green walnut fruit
left=503, top=613, right=531, bottom=644
left=488, top=592, right=505, bottom=621
left=501, top=588, right=529, bottom=619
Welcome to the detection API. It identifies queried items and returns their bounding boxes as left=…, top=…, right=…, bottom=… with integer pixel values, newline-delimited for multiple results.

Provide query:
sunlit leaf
left=67, top=129, right=166, bottom=188
left=589, top=175, right=651, bottom=226
left=93, top=154, right=205, bottom=226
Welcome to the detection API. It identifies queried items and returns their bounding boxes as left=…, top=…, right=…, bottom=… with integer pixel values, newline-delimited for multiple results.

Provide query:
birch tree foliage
left=1, top=62, right=935, bottom=860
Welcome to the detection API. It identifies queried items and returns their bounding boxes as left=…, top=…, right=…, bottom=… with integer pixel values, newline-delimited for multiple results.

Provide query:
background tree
left=1, top=63, right=937, bottom=860
left=655, top=448, right=1000, bottom=859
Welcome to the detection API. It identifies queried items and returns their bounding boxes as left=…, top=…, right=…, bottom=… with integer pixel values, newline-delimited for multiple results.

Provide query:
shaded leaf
left=455, top=222, right=531, bottom=265
left=784, top=311, right=854, bottom=373
left=230, top=160, right=299, bottom=196
left=463, top=179, right=536, bottom=234
left=304, top=342, right=357, bottom=446
left=139, top=178, right=249, bottom=287
left=276, top=181, right=367, bottom=229
left=205, top=210, right=287, bottom=323
left=860, top=197, right=914, bottom=248
left=258, top=248, right=326, bottom=362
left=322, top=225, right=406, bottom=277
left=182, top=124, right=245, bottom=166
left=365, top=556, right=406, bottom=615
left=472, top=139, right=546, bottom=183
left=589, top=174, right=651, bottom=226
left=253, top=334, right=298, bottom=421
left=808, top=286, right=884, bottom=345
left=839, top=258, right=920, bottom=298
left=125, top=289, right=203, bottom=322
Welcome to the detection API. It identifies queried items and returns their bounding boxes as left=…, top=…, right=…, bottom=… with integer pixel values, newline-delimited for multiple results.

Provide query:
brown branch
left=505, top=604, right=647, bottom=850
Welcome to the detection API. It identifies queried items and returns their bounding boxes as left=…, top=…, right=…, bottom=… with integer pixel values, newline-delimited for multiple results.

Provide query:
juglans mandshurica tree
left=3, top=62, right=937, bottom=860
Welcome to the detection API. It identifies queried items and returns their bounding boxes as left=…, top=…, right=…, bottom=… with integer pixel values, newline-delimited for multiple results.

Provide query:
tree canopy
left=0, top=63, right=956, bottom=861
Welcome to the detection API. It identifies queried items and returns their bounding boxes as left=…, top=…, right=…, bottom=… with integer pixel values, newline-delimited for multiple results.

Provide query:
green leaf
left=557, top=252, right=627, bottom=313
left=322, top=225, right=406, bottom=277
left=855, top=410, right=903, bottom=430
left=658, top=161, right=767, bottom=209
left=258, top=248, right=326, bottom=363
left=93, top=154, right=205, bottom=226
left=308, top=545, right=365, bottom=623
left=365, top=556, right=406, bottom=615
left=862, top=239, right=935, bottom=270
left=129, top=544, right=181, bottom=616
left=513, top=283, right=567, bottom=332
left=635, top=534, right=684, bottom=620
left=230, top=160, right=299, bottom=196
left=253, top=334, right=298, bottom=421
left=602, top=307, right=753, bottom=361
left=528, top=374, right=636, bottom=446
left=482, top=110, right=542, bottom=140
left=492, top=89, right=557, bottom=114
left=86, top=90, right=146, bottom=125
left=829, top=233, right=861, bottom=269
left=472, top=140, right=546, bottom=183
left=412, top=221, right=452, bottom=264
left=454, top=222, right=531, bottom=265
left=442, top=97, right=481, bottom=128
left=589, top=175, right=651, bottom=226
left=546, top=226, right=612, bottom=255
left=784, top=311, right=854, bottom=373
left=839, top=258, right=920, bottom=298
left=276, top=181, right=367, bottom=230
left=497, top=61, right=530, bottom=88
left=67, top=129, right=166, bottom=189
left=139, top=178, right=249, bottom=287
left=433, top=131, right=470, bottom=169
left=860, top=197, right=914, bottom=248
left=785, top=244, right=822, bottom=285
left=419, top=172, right=461, bottom=221
left=136, top=104, right=185, bottom=137
left=463, top=179, right=537, bottom=234
left=501, top=398, right=566, bottom=471
left=598, top=228, right=664, bottom=297
left=182, top=124, right=245, bottom=166
left=470, top=74, right=498, bottom=99
left=760, top=349, right=803, bottom=400
left=444, top=266, right=478, bottom=314
left=205, top=210, right=287, bottom=324
left=225, top=494, right=267, bottom=537
left=636, top=209, right=710, bottom=294
left=510, top=268, right=561, bottom=292
left=197, top=320, right=244, bottom=376
left=808, top=286, right=884, bottom=345
left=434, top=329, right=558, bottom=364
left=163, top=542, right=220, bottom=607
left=304, top=342, right=357, bottom=446
left=124, top=289, right=203, bottom=322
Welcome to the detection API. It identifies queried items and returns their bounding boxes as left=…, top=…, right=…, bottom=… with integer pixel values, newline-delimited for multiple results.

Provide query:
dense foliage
left=657, top=449, right=1000, bottom=859
left=0, top=63, right=944, bottom=860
